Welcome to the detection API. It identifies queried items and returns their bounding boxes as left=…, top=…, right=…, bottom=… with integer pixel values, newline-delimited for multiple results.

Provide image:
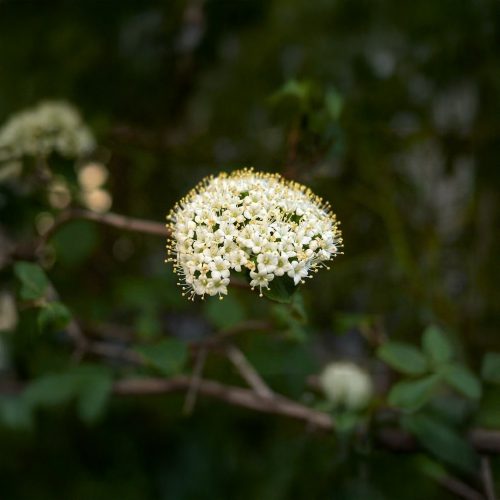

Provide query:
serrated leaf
left=377, top=341, right=428, bottom=376
left=442, top=364, right=482, bottom=400
left=402, top=413, right=479, bottom=473
left=37, top=302, right=71, bottom=333
left=422, top=325, right=452, bottom=365
left=262, top=276, right=297, bottom=304
left=14, top=261, right=49, bottom=300
left=481, top=352, right=500, bottom=384
left=135, top=338, right=188, bottom=377
left=388, top=374, right=441, bottom=411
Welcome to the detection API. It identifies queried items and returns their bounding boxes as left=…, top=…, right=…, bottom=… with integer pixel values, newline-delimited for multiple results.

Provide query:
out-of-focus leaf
left=481, top=352, right=500, bottom=384
left=37, top=301, right=71, bottom=333
left=325, top=87, right=343, bottom=121
left=135, top=311, right=162, bottom=340
left=477, top=388, right=500, bottom=428
left=204, top=294, right=246, bottom=330
left=429, top=396, right=471, bottom=426
left=388, top=374, right=441, bottom=411
left=22, top=365, right=113, bottom=423
left=377, top=341, right=428, bottom=376
left=245, top=336, right=315, bottom=377
left=23, top=373, right=76, bottom=407
left=52, top=220, right=98, bottom=267
left=271, top=292, right=308, bottom=341
left=422, top=325, right=452, bottom=365
left=75, top=366, right=113, bottom=423
left=135, top=338, right=188, bottom=376
left=334, top=312, right=373, bottom=335
left=14, top=261, right=49, bottom=300
left=442, top=364, right=482, bottom=400
left=0, top=397, right=33, bottom=430
left=270, top=79, right=313, bottom=110
left=262, top=276, right=297, bottom=304
left=402, top=413, right=479, bottom=473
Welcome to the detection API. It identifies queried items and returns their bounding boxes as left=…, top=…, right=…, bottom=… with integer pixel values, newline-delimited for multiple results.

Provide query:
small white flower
left=287, top=260, right=310, bottom=285
left=249, top=269, right=274, bottom=296
left=166, top=169, right=342, bottom=300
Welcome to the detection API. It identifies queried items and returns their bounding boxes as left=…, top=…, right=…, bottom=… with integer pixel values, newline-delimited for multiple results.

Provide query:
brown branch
left=113, top=376, right=332, bottom=430
left=41, top=208, right=168, bottom=247
left=471, top=429, right=500, bottom=454
left=481, top=456, right=497, bottom=500
left=86, top=340, right=142, bottom=365
left=436, top=475, right=485, bottom=500
left=183, top=346, right=208, bottom=415
left=226, top=344, right=274, bottom=399
left=110, top=376, right=500, bottom=455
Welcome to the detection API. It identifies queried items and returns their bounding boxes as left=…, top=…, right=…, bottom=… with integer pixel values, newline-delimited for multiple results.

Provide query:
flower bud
left=319, top=361, right=373, bottom=411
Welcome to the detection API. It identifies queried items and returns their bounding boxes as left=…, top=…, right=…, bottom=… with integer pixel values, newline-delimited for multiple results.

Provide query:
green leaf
left=22, top=365, right=113, bottom=424
left=476, top=388, right=500, bottom=428
left=204, top=294, right=246, bottom=330
left=0, top=397, right=33, bottom=430
left=52, top=220, right=99, bottom=267
left=325, top=87, right=343, bottom=121
left=37, top=301, right=71, bottom=333
left=442, top=364, right=482, bottom=400
left=422, top=325, right=453, bottom=365
left=271, top=292, right=308, bottom=342
left=75, top=367, right=113, bottom=423
left=23, top=373, right=77, bottom=408
left=262, top=276, right=297, bottom=304
left=135, top=338, right=188, bottom=377
left=388, top=374, right=441, bottom=411
left=481, top=352, right=500, bottom=384
left=134, top=312, right=162, bottom=340
left=377, top=341, right=428, bottom=376
left=402, top=413, right=479, bottom=473
left=14, top=261, right=49, bottom=300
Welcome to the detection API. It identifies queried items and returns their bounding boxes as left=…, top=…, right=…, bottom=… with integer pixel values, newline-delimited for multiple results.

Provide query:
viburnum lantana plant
left=166, top=169, right=342, bottom=300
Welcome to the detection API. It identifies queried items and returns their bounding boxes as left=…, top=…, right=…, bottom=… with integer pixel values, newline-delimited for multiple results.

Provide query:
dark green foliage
left=0, top=0, right=499, bottom=498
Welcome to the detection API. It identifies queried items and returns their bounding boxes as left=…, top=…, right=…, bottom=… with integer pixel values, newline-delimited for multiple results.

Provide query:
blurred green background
left=0, top=0, right=499, bottom=498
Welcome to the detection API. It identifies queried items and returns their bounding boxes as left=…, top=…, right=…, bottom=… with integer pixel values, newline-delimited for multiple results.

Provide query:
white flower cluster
left=0, top=100, right=95, bottom=162
left=319, top=361, right=373, bottom=411
left=166, top=169, right=342, bottom=300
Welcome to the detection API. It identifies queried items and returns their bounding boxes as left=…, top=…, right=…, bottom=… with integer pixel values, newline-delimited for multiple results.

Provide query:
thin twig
left=86, top=341, right=142, bottom=365
left=436, top=475, right=485, bottom=500
left=481, top=456, right=497, bottom=500
left=226, top=344, right=274, bottom=399
left=113, top=376, right=332, bottom=430
left=470, top=429, right=500, bottom=454
left=41, top=208, right=168, bottom=248
left=183, top=346, right=208, bottom=415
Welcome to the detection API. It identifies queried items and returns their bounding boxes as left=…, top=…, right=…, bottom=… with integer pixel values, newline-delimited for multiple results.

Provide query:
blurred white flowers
left=0, top=292, right=18, bottom=332
left=0, top=100, right=95, bottom=162
left=319, top=361, right=373, bottom=411
left=167, top=169, right=342, bottom=299
left=78, top=162, right=112, bottom=213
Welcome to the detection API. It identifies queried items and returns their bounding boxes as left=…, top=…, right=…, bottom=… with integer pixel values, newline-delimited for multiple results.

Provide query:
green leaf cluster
left=0, top=364, right=113, bottom=428
left=14, top=261, right=71, bottom=334
left=377, top=325, right=481, bottom=411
